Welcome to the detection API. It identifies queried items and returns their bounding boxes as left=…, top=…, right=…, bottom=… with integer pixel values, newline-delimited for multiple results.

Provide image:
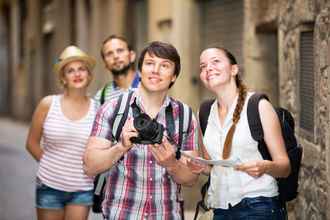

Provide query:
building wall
left=245, top=0, right=279, bottom=105
left=318, top=9, right=330, bottom=214
left=1, top=0, right=131, bottom=120
left=89, top=0, right=128, bottom=94
left=268, top=0, right=329, bottom=219
left=147, top=0, right=200, bottom=111
left=0, top=5, right=9, bottom=114
left=10, top=0, right=30, bottom=119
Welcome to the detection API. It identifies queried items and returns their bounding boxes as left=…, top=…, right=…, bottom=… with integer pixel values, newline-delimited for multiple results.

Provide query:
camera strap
left=131, top=100, right=142, bottom=118
left=165, top=105, right=175, bottom=140
left=165, top=105, right=181, bottom=159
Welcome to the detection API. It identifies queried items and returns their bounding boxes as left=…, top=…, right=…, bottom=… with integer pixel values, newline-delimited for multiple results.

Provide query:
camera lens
left=134, top=114, right=157, bottom=139
left=131, top=113, right=164, bottom=144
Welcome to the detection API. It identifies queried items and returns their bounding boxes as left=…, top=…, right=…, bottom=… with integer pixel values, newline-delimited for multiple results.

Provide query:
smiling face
left=140, top=52, right=177, bottom=93
left=199, top=48, right=238, bottom=91
left=60, top=60, right=92, bottom=89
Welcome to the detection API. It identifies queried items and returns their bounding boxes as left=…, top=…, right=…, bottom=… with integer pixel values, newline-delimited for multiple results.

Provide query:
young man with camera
left=84, top=41, right=199, bottom=219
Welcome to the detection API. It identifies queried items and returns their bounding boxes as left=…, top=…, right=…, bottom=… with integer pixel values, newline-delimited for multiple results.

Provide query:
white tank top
left=37, top=95, right=97, bottom=192
left=203, top=92, right=278, bottom=209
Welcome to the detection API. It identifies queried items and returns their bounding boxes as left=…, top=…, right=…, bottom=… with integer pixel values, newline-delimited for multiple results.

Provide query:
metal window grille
left=299, top=31, right=314, bottom=134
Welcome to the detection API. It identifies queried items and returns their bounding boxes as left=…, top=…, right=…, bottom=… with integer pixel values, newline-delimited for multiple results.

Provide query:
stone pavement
left=0, top=117, right=198, bottom=220
left=0, top=117, right=36, bottom=220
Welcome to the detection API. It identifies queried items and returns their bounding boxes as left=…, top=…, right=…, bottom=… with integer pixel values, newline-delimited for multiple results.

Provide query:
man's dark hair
left=100, top=34, right=133, bottom=59
left=138, top=41, right=181, bottom=88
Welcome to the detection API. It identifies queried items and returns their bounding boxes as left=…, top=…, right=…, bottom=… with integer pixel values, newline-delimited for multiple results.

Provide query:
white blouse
left=203, top=92, right=278, bottom=209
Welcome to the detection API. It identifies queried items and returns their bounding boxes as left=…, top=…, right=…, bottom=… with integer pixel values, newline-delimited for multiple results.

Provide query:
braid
left=222, top=77, right=247, bottom=159
left=233, top=76, right=247, bottom=123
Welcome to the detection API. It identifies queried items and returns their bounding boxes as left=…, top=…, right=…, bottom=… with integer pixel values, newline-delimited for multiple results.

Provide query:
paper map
left=180, top=151, right=241, bottom=167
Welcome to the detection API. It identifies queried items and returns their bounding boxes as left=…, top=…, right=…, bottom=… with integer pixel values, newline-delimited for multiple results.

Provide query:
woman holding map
left=189, top=47, right=290, bottom=220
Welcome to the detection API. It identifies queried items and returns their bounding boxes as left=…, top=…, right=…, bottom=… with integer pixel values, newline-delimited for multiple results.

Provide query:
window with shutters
left=299, top=30, right=314, bottom=138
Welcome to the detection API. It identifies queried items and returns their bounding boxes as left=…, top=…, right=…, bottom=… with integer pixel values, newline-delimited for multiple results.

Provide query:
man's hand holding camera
left=119, top=117, right=138, bottom=152
left=149, top=137, right=178, bottom=171
left=122, top=113, right=179, bottom=171
left=119, top=112, right=198, bottom=185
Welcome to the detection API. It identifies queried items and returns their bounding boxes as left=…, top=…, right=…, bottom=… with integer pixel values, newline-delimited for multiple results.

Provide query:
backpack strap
left=247, top=92, right=272, bottom=160
left=181, top=103, right=193, bottom=145
left=199, top=99, right=215, bottom=135
left=247, top=93, right=269, bottom=141
left=165, top=101, right=192, bottom=160
left=165, top=105, right=175, bottom=143
left=198, top=99, right=214, bottom=160
left=100, top=84, right=109, bottom=105
left=94, top=172, right=107, bottom=195
left=109, top=90, right=134, bottom=142
left=180, top=102, right=193, bottom=158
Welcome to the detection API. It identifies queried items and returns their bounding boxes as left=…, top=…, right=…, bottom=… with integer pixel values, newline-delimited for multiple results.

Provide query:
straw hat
left=53, top=45, right=96, bottom=75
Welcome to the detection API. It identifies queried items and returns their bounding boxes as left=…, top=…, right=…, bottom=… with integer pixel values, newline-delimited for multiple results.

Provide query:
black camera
left=130, top=113, right=164, bottom=144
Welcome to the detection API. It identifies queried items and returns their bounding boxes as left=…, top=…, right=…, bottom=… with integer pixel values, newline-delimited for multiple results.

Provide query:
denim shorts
left=36, top=180, right=93, bottom=209
left=213, top=196, right=287, bottom=220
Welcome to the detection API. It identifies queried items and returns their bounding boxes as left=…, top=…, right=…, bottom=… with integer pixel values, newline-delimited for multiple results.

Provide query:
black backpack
left=194, top=93, right=303, bottom=219
left=92, top=90, right=193, bottom=215
left=247, top=93, right=303, bottom=203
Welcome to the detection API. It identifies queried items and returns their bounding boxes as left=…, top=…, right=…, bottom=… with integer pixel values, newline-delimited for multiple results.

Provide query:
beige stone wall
left=88, top=0, right=128, bottom=95
left=244, top=0, right=279, bottom=105
left=170, top=0, right=201, bottom=111
left=301, top=4, right=330, bottom=220
left=10, top=0, right=31, bottom=120
left=147, top=0, right=172, bottom=42
left=0, top=7, right=9, bottom=114
left=147, top=0, right=200, bottom=111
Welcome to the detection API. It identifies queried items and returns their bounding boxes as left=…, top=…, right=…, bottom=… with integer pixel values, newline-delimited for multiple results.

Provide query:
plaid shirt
left=91, top=90, right=198, bottom=220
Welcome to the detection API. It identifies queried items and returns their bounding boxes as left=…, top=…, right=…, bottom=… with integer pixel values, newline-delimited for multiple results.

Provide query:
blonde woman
left=26, top=46, right=97, bottom=220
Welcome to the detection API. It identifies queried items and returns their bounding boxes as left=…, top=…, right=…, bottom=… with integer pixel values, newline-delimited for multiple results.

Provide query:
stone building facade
left=1, top=0, right=330, bottom=219
left=246, top=1, right=330, bottom=219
